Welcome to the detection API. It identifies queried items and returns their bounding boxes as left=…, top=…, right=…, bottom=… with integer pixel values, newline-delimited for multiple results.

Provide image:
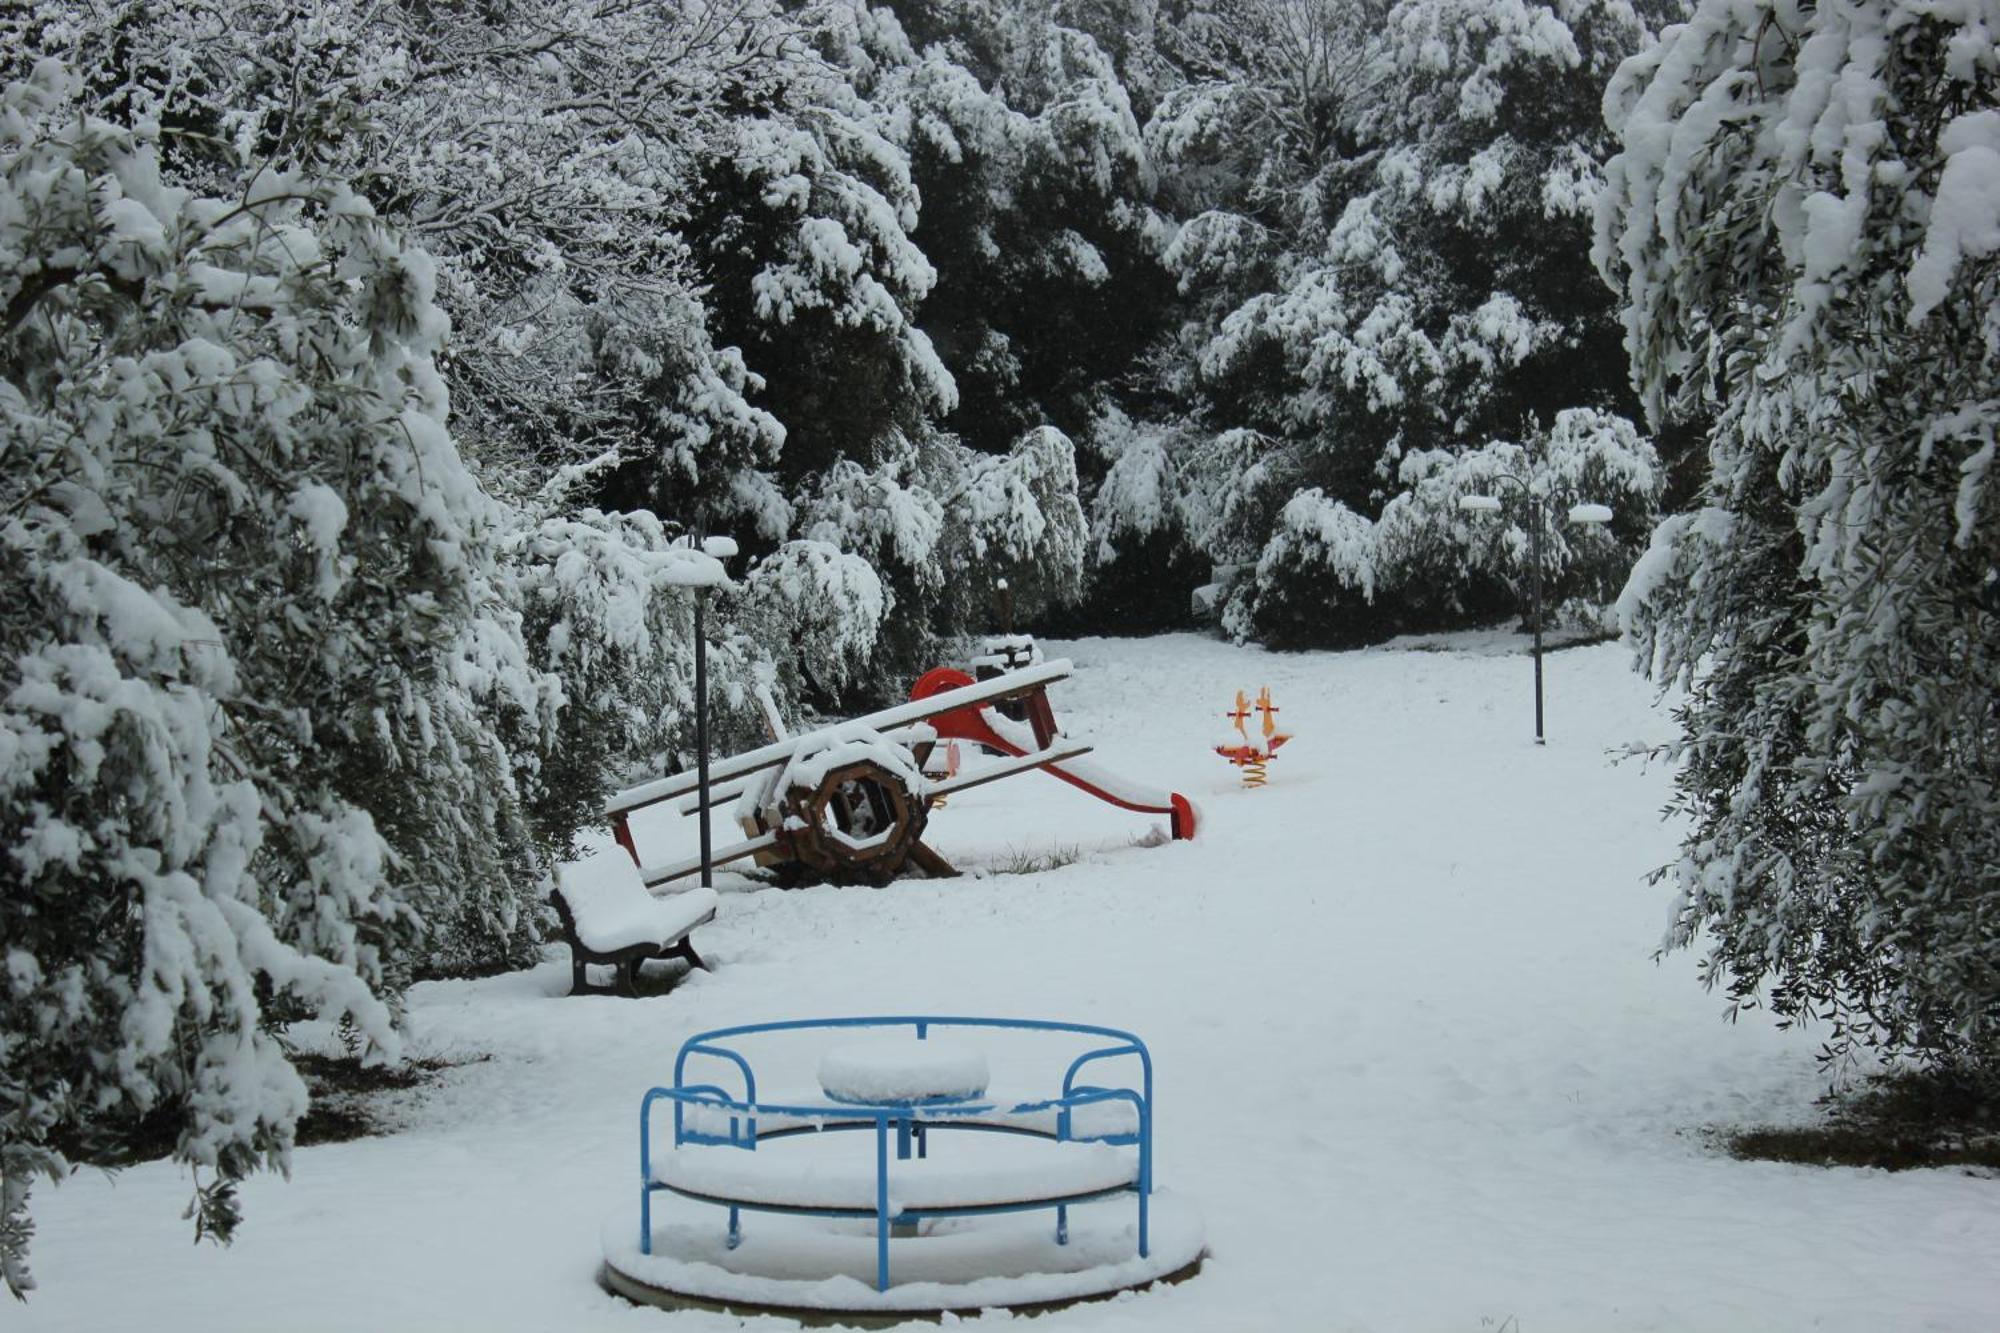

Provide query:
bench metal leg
left=672, top=935, right=709, bottom=972
left=726, top=1206, right=741, bottom=1250
left=1056, top=1203, right=1068, bottom=1246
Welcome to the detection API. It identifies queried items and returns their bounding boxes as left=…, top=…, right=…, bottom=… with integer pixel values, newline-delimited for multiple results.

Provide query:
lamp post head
left=1458, top=494, right=1503, bottom=513
left=1567, top=503, right=1613, bottom=525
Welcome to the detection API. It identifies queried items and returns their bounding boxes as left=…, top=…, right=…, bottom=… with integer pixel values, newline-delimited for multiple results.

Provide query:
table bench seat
left=677, top=1091, right=1142, bottom=1143
left=652, top=1136, right=1138, bottom=1215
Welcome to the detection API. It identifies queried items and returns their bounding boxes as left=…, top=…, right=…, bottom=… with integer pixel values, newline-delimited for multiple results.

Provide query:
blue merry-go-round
left=599, top=1015, right=1206, bottom=1316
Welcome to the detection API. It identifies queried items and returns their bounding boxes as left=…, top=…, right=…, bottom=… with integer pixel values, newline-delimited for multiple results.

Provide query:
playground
left=14, top=634, right=2000, bottom=1332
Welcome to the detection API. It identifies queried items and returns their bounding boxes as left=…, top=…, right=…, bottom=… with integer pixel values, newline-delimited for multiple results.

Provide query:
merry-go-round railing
left=638, top=1015, right=1155, bottom=1292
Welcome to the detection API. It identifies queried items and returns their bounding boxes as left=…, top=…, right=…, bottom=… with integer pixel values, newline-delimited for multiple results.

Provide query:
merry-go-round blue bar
left=638, top=1015, right=1156, bottom=1292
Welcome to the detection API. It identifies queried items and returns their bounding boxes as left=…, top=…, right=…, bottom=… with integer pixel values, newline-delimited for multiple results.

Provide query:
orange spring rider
left=1216, top=687, right=1291, bottom=788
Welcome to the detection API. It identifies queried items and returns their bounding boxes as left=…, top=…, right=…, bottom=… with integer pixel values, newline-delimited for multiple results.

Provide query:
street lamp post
left=693, top=582, right=709, bottom=887
left=1458, top=484, right=1611, bottom=745
left=664, top=533, right=737, bottom=889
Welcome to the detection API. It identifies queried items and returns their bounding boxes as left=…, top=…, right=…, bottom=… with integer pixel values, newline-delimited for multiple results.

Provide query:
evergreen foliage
left=1597, top=0, right=2000, bottom=1081
left=1106, top=0, right=1673, bottom=640
left=1, top=63, right=468, bottom=1292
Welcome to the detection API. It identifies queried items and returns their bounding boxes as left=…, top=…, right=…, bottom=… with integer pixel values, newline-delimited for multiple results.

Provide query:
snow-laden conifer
left=0, top=61, right=558, bottom=1292
left=1597, top=0, right=2000, bottom=1079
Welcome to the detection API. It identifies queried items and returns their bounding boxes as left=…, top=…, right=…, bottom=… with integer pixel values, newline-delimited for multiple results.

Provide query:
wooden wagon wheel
left=772, top=758, right=954, bottom=885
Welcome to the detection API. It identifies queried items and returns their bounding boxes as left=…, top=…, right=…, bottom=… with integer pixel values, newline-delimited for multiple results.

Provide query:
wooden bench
left=551, top=854, right=718, bottom=996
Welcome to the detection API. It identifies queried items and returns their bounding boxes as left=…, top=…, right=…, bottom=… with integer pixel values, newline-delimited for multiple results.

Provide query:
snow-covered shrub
left=1387, top=409, right=1662, bottom=624
left=784, top=424, right=1088, bottom=692
left=1179, top=427, right=1302, bottom=566
left=505, top=509, right=768, bottom=856
left=1073, top=407, right=1212, bottom=629
left=1241, top=490, right=1394, bottom=646
left=943, top=425, right=1090, bottom=621
left=1087, top=407, right=1181, bottom=564
left=1237, top=410, right=1661, bottom=645
left=801, top=456, right=949, bottom=595
left=1596, top=0, right=2000, bottom=1080
left=0, top=63, right=555, bottom=1291
left=731, top=541, right=891, bottom=709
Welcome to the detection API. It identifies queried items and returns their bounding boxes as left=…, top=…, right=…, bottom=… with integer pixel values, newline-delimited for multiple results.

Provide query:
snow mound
left=817, top=1039, right=990, bottom=1104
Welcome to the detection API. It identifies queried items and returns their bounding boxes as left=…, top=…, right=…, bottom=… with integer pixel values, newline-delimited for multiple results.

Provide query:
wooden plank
left=905, top=839, right=958, bottom=879
left=665, top=722, right=941, bottom=818
left=639, top=831, right=779, bottom=887
left=606, top=660, right=1074, bottom=817
left=926, top=744, right=1093, bottom=798
left=669, top=772, right=762, bottom=818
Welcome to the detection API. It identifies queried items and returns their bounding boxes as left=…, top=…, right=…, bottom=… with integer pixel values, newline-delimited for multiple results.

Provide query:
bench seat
left=679, top=1090, right=1140, bottom=1143
left=652, top=1136, right=1137, bottom=1214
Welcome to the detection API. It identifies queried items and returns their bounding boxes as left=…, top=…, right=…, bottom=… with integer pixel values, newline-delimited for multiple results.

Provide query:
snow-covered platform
left=601, top=1192, right=1205, bottom=1318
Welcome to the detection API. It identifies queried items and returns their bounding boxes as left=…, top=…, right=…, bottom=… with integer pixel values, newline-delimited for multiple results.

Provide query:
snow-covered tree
left=1079, top=406, right=1213, bottom=627
left=1091, top=0, right=1674, bottom=641
left=731, top=539, right=892, bottom=706
left=1241, top=408, right=1662, bottom=644
left=2, top=0, right=811, bottom=491
left=674, top=27, right=954, bottom=492
left=944, top=423, right=1092, bottom=618
left=503, top=506, right=772, bottom=857
left=0, top=62, right=564, bottom=1293
left=1597, top=0, right=2000, bottom=1079
left=790, top=422, right=1090, bottom=683
left=1197, top=0, right=1657, bottom=463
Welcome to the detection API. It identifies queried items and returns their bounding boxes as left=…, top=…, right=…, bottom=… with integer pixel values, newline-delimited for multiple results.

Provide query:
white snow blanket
left=817, top=1039, right=990, bottom=1104
left=17, top=636, right=2000, bottom=1333
left=653, top=1136, right=1136, bottom=1211
left=553, top=856, right=716, bottom=953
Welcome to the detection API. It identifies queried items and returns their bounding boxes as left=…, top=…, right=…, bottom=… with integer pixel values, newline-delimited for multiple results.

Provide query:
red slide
left=910, top=668, right=1198, bottom=841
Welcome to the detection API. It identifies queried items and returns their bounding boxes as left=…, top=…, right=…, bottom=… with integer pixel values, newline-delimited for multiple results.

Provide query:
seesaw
left=606, top=657, right=1197, bottom=886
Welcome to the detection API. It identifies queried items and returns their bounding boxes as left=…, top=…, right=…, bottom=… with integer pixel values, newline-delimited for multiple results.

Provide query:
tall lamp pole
left=1459, top=484, right=1611, bottom=744
left=688, top=533, right=737, bottom=888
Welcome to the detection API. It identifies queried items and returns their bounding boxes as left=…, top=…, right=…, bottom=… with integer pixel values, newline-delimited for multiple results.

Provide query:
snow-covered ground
left=18, top=634, right=1999, bottom=1331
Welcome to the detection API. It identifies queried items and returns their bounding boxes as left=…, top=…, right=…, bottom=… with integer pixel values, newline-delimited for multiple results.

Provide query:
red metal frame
left=909, top=668, right=1195, bottom=840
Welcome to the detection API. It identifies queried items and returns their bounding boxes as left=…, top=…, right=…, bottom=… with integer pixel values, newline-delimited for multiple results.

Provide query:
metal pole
left=1530, top=495, right=1545, bottom=746
left=695, top=586, right=712, bottom=888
